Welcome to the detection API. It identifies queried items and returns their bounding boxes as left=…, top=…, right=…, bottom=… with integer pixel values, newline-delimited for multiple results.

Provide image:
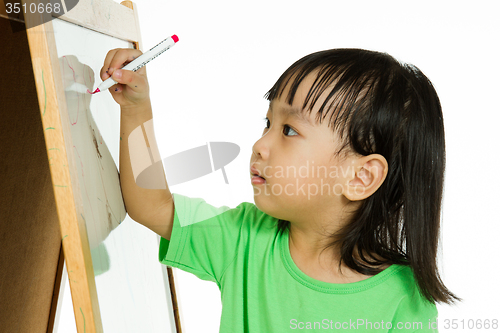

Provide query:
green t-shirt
left=159, top=194, right=438, bottom=333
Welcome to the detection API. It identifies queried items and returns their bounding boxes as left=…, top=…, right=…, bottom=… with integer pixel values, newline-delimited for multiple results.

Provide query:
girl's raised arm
left=100, top=48, right=174, bottom=240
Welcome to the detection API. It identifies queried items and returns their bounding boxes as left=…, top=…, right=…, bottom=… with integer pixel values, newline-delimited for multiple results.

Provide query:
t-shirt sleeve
left=158, top=193, right=252, bottom=287
left=390, top=290, right=439, bottom=332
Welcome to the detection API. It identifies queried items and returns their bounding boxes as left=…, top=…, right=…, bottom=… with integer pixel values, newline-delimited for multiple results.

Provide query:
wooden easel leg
left=47, top=244, right=65, bottom=333
left=167, top=267, right=183, bottom=333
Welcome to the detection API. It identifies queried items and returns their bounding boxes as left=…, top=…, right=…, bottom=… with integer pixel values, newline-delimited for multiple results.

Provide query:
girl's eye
left=283, top=125, right=298, bottom=136
left=262, top=117, right=298, bottom=137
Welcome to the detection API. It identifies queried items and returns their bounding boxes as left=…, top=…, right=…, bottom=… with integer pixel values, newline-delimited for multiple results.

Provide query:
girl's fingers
left=100, top=48, right=119, bottom=80
left=100, top=48, right=143, bottom=81
left=107, top=49, right=143, bottom=76
left=110, top=68, right=147, bottom=92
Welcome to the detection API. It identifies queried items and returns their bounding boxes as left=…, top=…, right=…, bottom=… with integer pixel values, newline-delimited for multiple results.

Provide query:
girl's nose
left=252, top=134, right=269, bottom=161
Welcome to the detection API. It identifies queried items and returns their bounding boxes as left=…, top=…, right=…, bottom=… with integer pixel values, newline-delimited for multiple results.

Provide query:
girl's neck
left=288, top=227, right=390, bottom=283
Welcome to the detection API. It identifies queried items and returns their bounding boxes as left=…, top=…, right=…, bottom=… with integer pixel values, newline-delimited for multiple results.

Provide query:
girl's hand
left=99, top=48, right=151, bottom=112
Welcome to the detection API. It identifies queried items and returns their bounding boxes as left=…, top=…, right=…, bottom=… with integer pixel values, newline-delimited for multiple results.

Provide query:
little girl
left=101, top=47, right=459, bottom=332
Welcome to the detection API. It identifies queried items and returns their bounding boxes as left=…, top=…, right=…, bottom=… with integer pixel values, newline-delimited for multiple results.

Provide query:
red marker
left=88, top=34, right=179, bottom=94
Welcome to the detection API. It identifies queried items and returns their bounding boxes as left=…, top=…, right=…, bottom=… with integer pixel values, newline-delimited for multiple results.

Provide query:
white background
left=57, top=0, right=500, bottom=332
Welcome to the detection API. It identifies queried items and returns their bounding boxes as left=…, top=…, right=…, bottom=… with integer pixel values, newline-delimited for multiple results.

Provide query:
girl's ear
left=344, top=154, right=388, bottom=201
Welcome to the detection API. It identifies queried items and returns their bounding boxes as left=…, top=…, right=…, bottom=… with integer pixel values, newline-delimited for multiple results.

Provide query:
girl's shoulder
left=387, top=265, right=438, bottom=318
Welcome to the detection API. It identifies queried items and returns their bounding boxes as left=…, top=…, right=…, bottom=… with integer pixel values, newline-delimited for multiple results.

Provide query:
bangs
left=264, top=49, right=400, bottom=157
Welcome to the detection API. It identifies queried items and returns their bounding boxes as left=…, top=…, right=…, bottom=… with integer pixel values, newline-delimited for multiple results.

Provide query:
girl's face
left=250, top=75, right=355, bottom=223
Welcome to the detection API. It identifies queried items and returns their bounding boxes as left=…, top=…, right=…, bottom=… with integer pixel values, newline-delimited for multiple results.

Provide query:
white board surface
left=51, top=18, right=175, bottom=333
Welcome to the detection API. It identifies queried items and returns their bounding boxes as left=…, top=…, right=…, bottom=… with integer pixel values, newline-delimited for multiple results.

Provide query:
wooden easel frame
left=18, top=0, right=181, bottom=332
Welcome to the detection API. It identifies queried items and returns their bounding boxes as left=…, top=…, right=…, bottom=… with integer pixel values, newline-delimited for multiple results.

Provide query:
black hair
left=265, top=49, right=460, bottom=305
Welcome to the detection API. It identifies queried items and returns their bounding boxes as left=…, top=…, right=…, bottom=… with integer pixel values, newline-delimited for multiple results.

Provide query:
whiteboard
left=51, top=18, right=175, bottom=333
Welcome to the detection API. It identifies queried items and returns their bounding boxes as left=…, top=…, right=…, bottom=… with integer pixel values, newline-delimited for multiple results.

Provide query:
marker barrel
left=96, top=35, right=178, bottom=92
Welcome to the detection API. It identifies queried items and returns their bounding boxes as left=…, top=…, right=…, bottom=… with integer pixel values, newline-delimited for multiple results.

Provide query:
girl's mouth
left=250, top=165, right=266, bottom=185
left=251, top=175, right=266, bottom=185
